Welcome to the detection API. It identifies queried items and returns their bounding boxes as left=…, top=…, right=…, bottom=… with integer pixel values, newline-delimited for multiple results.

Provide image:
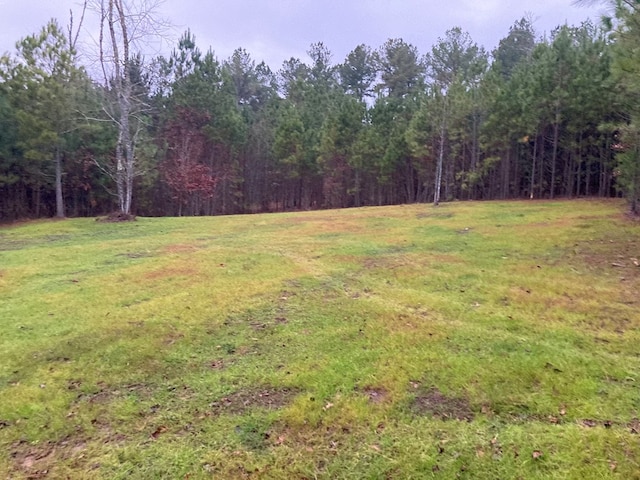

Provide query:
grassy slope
left=0, top=199, right=639, bottom=479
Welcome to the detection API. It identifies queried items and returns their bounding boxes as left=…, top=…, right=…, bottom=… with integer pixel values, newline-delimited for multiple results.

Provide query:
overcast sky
left=0, top=0, right=606, bottom=70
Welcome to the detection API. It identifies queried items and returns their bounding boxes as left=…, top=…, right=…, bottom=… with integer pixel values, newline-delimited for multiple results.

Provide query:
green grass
left=1, top=199, right=639, bottom=479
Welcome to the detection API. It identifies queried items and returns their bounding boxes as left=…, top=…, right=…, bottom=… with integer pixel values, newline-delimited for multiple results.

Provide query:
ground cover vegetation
left=2, top=1, right=640, bottom=221
left=0, top=199, right=639, bottom=478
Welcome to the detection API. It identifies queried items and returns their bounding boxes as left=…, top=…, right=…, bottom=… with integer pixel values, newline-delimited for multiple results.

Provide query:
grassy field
left=1, top=199, right=639, bottom=479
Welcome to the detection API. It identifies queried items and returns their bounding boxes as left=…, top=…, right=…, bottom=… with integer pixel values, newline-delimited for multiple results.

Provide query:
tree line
left=1, top=1, right=639, bottom=221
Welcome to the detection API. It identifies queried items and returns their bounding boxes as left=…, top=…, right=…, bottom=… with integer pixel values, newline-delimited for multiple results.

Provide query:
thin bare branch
left=68, top=1, right=88, bottom=51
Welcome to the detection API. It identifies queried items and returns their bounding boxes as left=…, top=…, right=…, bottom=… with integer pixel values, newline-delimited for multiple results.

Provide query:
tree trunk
left=116, top=130, right=126, bottom=213
left=539, top=131, right=545, bottom=198
left=550, top=111, right=560, bottom=199
left=471, top=110, right=479, bottom=199
left=106, top=0, right=135, bottom=215
left=354, top=169, right=361, bottom=207
left=35, top=182, right=41, bottom=217
left=55, top=147, right=65, bottom=218
left=530, top=133, right=538, bottom=199
left=434, top=115, right=445, bottom=206
left=502, top=148, right=510, bottom=199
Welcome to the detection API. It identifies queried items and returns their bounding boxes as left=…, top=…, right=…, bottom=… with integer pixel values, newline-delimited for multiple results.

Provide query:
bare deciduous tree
left=88, top=0, right=169, bottom=215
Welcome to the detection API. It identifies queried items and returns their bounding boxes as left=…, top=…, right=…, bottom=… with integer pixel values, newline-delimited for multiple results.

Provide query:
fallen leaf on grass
left=151, top=426, right=168, bottom=439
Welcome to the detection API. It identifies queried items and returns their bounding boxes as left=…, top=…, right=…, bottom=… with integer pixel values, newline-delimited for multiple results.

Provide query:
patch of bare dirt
left=416, top=212, right=454, bottom=219
left=0, top=238, right=31, bottom=251
left=360, top=252, right=463, bottom=271
left=10, top=441, right=56, bottom=479
left=210, top=387, right=300, bottom=415
left=209, top=359, right=227, bottom=369
left=526, top=218, right=576, bottom=229
left=0, top=218, right=33, bottom=228
left=74, top=382, right=152, bottom=405
left=411, top=386, right=474, bottom=421
left=10, top=434, right=94, bottom=479
left=571, top=235, right=640, bottom=275
left=359, top=386, right=388, bottom=404
left=362, top=256, right=400, bottom=270
left=96, top=212, right=136, bottom=222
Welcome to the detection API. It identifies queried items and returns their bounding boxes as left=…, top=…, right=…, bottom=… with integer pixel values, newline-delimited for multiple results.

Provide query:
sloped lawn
left=1, top=199, right=638, bottom=478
